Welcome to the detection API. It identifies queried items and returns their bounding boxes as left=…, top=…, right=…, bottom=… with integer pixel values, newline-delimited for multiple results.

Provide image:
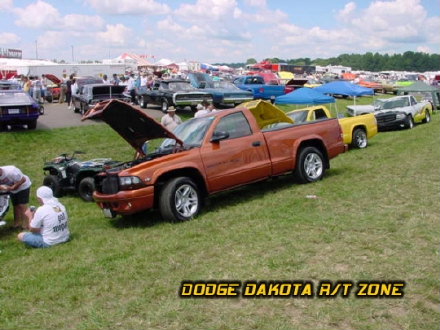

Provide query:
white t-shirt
left=194, top=109, right=210, bottom=118
left=161, top=114, right=182, bottom=131
left=0, top=166, right=32, bottom=193
left=31, top=203, right=70, bottom=246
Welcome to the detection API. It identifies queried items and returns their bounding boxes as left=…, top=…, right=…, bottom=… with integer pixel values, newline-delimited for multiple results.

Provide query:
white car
left=347, top=95, right=432, bottom=130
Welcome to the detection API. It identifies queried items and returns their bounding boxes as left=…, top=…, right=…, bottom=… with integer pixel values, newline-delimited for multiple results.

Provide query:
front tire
left=295, top=146, right=325, bottom=184
left=352, top=128, right=368, bottom=149
left=405, top=115, right=414, bottom=129
left=159, top=177, right=201, bottom=222
left=43, top=175, right=63, bottom=197
left=78, top=177, right=95, bottom=202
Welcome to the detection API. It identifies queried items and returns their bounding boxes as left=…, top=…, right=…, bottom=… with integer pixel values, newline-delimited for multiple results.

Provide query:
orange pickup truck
left=83, top=99, right=347, bottom=222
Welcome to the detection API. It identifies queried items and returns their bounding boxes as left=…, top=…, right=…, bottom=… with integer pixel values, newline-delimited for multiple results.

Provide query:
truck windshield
left=159, top=116, right=215, bottom=150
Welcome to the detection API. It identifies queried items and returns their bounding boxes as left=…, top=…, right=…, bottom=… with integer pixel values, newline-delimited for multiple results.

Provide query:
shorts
left=22, top=232, right=51, bottom=248
left=10, top=188, right=30, bottom=206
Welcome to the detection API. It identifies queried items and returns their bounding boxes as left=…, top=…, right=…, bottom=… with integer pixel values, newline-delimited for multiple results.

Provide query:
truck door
left=200, top=111, right=271, bottom=192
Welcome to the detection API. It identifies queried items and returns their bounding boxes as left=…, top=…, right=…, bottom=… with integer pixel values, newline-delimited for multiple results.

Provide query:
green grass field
left=1, top=98, right=439, bottom=330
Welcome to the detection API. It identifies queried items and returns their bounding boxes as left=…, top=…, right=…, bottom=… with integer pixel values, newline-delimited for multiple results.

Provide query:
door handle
left=252, top=141, right=261, bottom=147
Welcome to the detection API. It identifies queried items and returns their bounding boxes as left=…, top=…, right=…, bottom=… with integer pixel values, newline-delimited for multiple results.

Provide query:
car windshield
left=167, top=82, right=193, bottom=90
left=159, top=116, right=215, bottom=150
left=210, top=81, right=238, bottom=89
left=0, top=91, right=33, bottom=104
left=287, top=110, right=308, bottom=124
left=374, top=97, right=409, bottom=110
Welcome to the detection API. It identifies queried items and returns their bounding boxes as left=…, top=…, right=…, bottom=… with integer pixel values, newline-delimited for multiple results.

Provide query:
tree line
left=216, top=52, right=440, bottom=72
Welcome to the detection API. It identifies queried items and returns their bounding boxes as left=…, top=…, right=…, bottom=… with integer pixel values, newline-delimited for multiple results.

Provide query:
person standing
left=17, top=186, right=70, bottom=248
left=160, top=107, right=182, bottom=131
left=59, top=74, right=68, bottom=103
left=127, top=73, right=137, bottom=104
left=111, top=73, right=120, bottom=86
left=102, top=74, right=109, bottom=84
left=31, top=76, right=42, bottom=103
left=22, top=77, right=32, bottom=95
left=66, top=74, right=74, bottom=109
left=0, top=166, right=32, bottom=229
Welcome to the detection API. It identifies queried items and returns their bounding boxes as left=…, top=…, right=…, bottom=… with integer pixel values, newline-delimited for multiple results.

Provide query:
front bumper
left=93, top=185, right=155, bottom=217
left=377, top=118, right=407, bottom=131
left=375, top=112, right=407, bottom=131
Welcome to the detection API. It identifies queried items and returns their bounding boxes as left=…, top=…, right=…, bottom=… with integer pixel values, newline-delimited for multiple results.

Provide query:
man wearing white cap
left=17, top=186, right=70, bottom=248
left=160, top=106, right=182, bottom=131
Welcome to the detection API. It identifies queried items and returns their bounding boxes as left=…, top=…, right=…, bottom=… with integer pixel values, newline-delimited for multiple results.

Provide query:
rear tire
left=161, top=99, right=169, bottom=113
left=27, top=119, right=37, bottom=130
left=422, top=111, right=431, bottom=124
left=139, top=96, right=147, bottom=108
left=352, top=128, right=368, bottom=149
left=159, top=177, right=201, bottom=222
left=78, top=177, right=95, bottom=202
left=295, top=147, right=325, bottom=184
left=43, top=175, right=63, bottom=197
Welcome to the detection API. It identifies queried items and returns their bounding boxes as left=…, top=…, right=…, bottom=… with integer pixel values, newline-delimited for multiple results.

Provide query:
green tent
left=397, top=81, right=440, bottom=110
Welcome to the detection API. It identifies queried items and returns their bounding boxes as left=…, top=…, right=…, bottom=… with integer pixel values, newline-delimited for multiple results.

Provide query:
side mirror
left=211, top=131, right=229, bottom=143
left=199, top=82, right=206, bottom=89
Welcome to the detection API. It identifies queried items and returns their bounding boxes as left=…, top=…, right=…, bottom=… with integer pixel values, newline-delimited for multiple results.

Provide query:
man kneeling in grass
left=17, top=186, right=70, bottom=248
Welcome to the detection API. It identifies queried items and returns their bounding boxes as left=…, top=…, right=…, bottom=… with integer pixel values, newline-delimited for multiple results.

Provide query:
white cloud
left=175, top=0, right=239, bottom=21
left=14, top=0, right=61, bottom=28
left=0, top=0, right=13, bottom=11
left=0, top=32, right=20, bottom=45
left=344, top=0, right=428, bottom=43
left=423, top=16, right=440, bottom=45
left=37, top=31, right=66, bottom=50
left=338, top=2, right=357, bottom=22
left=245, top=0, right=266, bottom=7
left=96, top=24, right=132, bottom=46
left=64, top=14, right=105, bottom=32
left=85, top=0, right=170, bottom=15
left=416, top=46, right=431, bottom=53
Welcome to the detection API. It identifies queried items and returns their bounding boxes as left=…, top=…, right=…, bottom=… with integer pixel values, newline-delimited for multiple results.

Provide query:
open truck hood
left=81, top=99, right=183, bottom=156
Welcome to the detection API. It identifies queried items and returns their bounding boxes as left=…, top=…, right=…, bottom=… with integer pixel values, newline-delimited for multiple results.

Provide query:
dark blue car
left=188, top=73, right=253, bottom=107
left=0, top=90, right=41, bottom=130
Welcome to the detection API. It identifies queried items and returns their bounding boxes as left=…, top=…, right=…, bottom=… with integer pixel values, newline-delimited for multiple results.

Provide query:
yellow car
left=287, top=106, right=378, bottom=149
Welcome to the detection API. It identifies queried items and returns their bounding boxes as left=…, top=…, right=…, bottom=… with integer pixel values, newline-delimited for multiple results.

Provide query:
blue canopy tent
left=314, top=81, right=374, bottom=96
left=275, top=87, right=335, bottom=105
left=314, top=80, right=374, bottom=106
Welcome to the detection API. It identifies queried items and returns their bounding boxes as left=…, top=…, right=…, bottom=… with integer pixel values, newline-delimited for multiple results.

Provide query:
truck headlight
left=119, top=176, right=146, bottom=190
left=396, top=113, right=405, bottom=119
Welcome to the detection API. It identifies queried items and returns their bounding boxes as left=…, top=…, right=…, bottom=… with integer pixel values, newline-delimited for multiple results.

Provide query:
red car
left=358, top=79, right=384, bottom=93
left=44, top=74, right=62, bottom=102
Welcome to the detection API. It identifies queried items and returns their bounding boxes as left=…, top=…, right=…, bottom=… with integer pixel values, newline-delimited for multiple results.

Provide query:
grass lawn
left=1, top=96, right=439, bottom=330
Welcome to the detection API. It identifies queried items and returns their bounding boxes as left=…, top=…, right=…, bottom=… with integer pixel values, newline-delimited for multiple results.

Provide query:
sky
left=0, top=0, right=439, bottom=64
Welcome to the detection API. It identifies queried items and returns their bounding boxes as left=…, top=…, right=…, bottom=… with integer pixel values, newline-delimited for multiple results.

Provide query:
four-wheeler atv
left=43, top=151, right=121, bottom=202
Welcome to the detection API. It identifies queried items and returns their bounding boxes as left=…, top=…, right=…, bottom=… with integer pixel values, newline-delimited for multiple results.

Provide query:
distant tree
left=246, top=58, right=257, bottom=65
